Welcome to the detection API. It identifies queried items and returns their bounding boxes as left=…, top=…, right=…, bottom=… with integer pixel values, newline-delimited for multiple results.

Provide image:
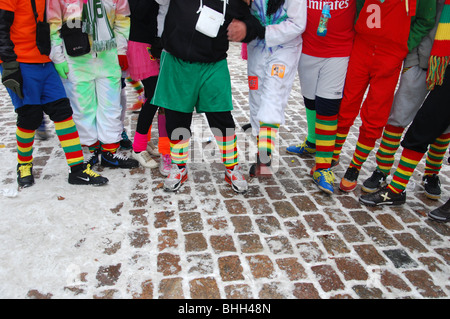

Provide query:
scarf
left=426, top=0, right=450, bottom=90
left=82, top=0, right=116, bottom=52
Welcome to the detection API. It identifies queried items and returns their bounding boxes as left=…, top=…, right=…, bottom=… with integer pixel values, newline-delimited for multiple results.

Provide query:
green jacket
left=355, top=0, right=436, bottom=51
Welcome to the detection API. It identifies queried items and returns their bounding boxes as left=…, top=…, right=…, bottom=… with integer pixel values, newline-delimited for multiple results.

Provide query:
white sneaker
left=159, top=154, right=172, bottom=176
left=225, top=164, right=248, bottom=193
left=131, top=150, right=158, bottom=168
left=164, top=164, right=188, bottom=192
left=146, top=141, right=159, bottom=156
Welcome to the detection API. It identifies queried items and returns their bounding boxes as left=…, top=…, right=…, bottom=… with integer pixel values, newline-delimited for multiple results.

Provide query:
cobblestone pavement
left=0, top=43, right=449, bottom=300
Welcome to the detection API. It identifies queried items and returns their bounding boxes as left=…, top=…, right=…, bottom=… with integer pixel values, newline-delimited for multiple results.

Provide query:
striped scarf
left=82, top=0, right=116, bottom=52
left=426, top=0, right=450, bottom=90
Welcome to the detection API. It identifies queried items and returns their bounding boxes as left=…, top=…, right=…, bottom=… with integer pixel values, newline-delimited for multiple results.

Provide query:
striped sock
left=315, top=114, right=337, bottom=170
left=258, top=122, right=279, bottom=163
left=424, top=132, right=450, bottom=176
left=16, top=127, right=35, bottom=164
left=375, top=124, right=404, bottom=175
left=216, top=134, right=239, bottom=169
left=349, top=136, right=376, bottom=170
left=54, top=116, right=84, bottom=168
left=101, top=142, right=120, bottom=153
left=388, top=148, right=424, bottom=194
left=170, top=139, right=190, bottom=167
left=88, top=141, right=100, bottom=153
left=332, top=126, right=350, bottom=163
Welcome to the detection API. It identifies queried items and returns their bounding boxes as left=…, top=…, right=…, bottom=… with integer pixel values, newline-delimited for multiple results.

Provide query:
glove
left=118, top=55, right=128, bottom=71
left=150, top=37, right=162, bottom=60
left=1, top=61, right=23, bottom=99
left=54, top=61, right=69, bottom=79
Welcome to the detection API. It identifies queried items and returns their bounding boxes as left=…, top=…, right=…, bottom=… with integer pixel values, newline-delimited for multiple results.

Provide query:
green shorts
left=151, top=51, right=233, bottom=113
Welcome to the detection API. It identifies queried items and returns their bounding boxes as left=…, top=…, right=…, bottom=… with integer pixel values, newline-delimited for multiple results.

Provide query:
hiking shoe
left=17, top=163, right=34, bottom=188
left=85, top=148, right=100, bottom=167
left=312, top=168, right=335, bottom=194
left=249, top=154, right=272, bottom=177
left=120, top=131, right=132, bottom=150
left=225, top=164, right=248, bottom=193
left=101, top=151, right=139, bottom=169
left=339, top=166, right=360, bottom=192
left=68, top=164, right=108, bottom=186
left=362, top=169, right=387, bottom=193
left=359, top=185, right=406, bottom=206
left=422, top=174, right=441, bottom=200
left=146, top=141, right=159, bottom=156
left=286, top=139, right=316, bottom=156
left=164, top=164, right=188, bottom=192
left=159, top=154, right=172, bottom=176
left=428, top=198, right=450, bottom=222
left=131, top=150, right=158, bottom=168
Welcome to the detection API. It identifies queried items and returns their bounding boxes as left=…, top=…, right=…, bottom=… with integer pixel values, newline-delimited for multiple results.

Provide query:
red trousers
left=337, top=35, right=406, bottom=141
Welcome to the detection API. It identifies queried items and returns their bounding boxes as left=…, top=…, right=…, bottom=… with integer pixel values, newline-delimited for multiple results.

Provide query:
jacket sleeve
left=0, top=9, right=17, bottom=62
left=47, top=0, right=66, bottom=64
left=264, top=0, right=307, bottom=48
left=407, top=0, right=436, bottom=52
left=113, top=0, right=130, bottom=55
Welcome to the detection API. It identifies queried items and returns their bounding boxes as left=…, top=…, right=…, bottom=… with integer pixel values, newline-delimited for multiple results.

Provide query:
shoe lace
left=18, top=163, right=32, bottom=177
left=83, top=164, right=100, bottom=177
left=112, top=152, right=129, bottom=161
left=322, top=169, right=335, bottom=183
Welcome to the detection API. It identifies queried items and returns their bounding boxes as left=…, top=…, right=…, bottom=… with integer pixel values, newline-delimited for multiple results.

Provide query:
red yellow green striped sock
left=332, top=126, right=350, bottom=163
left=54, top=116, right=84, bottom=168
left=101, top=142, right=120, bottom=153
left=170, top=139, right=190, bottom=167
left=388, top=148, right=424, bottom=194
left=349, top=136, right=376, bottom=170
left=16, top=127, right=35, bottom=164
left=424, top=132, right=450, bottom=175
left=216, top=134, right=238, bottom=169
left=88, top=141, right=100, bottom=153
left=375, top=124, right=404, bottom=174
left=315, top=114, right=337, bottom=170
left=258, top=122, right=279, bottom=160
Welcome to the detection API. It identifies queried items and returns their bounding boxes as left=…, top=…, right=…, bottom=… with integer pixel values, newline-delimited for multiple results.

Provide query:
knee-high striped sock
left=332, top=126, right=350, bottom=163
left=349, top=136, right=376, bottom=170
left=315, top=114, right=337, bottom=170
left=216, top=134, right=239, bottom=169
left=54, top=116, right=84, bottom=168
left=101, top=142, right=120, bottom=153
left=16, top=127, right=35, bottom=164
left=424, top=132, right=450, bottom=176
left=258, top=123, right=279, bottom=163
left=375, top=124, right=404, bottom=175
left=88, top=141, right=100, bottom=153
left=170, top=139, right=190, bottom=167
left=388, top=148, right=424, bottom=194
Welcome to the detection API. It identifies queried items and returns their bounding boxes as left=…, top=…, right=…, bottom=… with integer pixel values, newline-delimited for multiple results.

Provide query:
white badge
left=195, top=5, right=224, bottom=38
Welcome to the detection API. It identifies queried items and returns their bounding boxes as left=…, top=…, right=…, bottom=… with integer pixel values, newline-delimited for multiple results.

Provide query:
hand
left=1, top=61, right=23, bottom=99
left=242, top=0, right=252, bottom=5
left=54, top=61, right=69, bottom=79
left=227, top=19, right=247, bottom=42
left=118, top=55, right=128, bottom=71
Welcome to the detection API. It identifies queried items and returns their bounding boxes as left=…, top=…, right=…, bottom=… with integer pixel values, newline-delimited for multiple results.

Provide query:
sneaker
left=286, top=139, right=316, bottom=156
left=339, top=166, right=360, bottom=192
left=85, top=148, right=100, bottom=167
left=422, top=174, right=441, bottom=200
left=17, top=163, right=34, bottom=188
left=249, top=154, right=272, bottom=177
left=159, top=154, right=172, bottom=176
left=146, top=141, right=159, bottom=156
left=120, top=131, right=132, bottom=150
left=310, top=159, right=339, bottom=176
left=164, top=164, right=188, bottom=192
left=359, top=185, right=406, bottom=206
left=101, top=151, right=139, bottom=169
left=312, top=168, right=335, bottom=194
left=131, top=150, right=158, bottom=168
left=68, top=164, right=108, bottom=186
left=225, top=164, right=248, bottom=193
left=428, top=198, right=450, bottom=222
left=362, top=169, right=387, bottom=193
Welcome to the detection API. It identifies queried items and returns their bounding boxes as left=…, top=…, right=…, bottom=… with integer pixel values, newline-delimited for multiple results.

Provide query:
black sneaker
left=85, top=148, right=100, bottom=167
left=17, top=163, right=34, bottom=188
left=422, top=174, right=441, bottom=200
left=362, top=169, right=387, bottom=193
left=249, top=153, right=272, bottom=177
left=339, top=166, right=360, bottom=192
left=359, top=185, right=406, bottom=206
left=428, top=198, right=450, bottom=222
left=101, top=151, right=139, bottom=169
left=68, top=164, right=109, bottom=186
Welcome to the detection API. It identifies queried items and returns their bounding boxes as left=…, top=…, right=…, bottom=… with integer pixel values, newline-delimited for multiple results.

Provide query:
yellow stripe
left=316, top=122, right=337, bottom=131
left=316, top=158, right=332, bottom=164
left=67, top=157, right=84, bottom=165
left=400, top=157, right=420, bottom=166
left=60, top=138, right=80, bottom=148
left=316, top=139, right=335, bottom=147
left=434, top=23, right=450, bottom=41
left=18, top=146, right=33, bottom=153
left=17, top=130, right=35, bottom=139
left=55, top=119, right=75, bottom=130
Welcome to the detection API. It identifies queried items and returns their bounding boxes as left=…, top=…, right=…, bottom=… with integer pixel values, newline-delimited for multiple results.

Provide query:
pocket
left=60, top=21, right=91, bottom=57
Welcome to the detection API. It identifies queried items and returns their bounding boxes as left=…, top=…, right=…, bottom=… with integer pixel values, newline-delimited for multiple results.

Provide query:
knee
left=16, top=105, right=44, bottom=130
left=316, top=97, right=341, bottom=116
left=43, top=98, right=73, bottom=122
